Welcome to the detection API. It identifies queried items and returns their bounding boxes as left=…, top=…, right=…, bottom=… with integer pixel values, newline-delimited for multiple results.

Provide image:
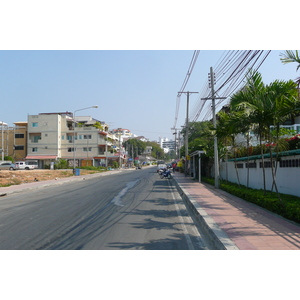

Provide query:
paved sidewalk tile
left=173, top=173, right=300, bottom=250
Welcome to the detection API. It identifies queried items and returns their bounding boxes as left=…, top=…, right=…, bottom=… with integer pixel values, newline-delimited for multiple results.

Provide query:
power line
left=173, top=50, right=200, bottom=128
left=191, top=50, right=272, bottom=122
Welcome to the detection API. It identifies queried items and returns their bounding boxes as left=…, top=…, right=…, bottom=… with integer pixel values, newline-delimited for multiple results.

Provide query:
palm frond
left=280, top=50, right=300, bottom=70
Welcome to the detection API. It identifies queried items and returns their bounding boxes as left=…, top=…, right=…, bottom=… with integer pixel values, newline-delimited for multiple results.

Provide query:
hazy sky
left=0, top=50, right=298, bottom=141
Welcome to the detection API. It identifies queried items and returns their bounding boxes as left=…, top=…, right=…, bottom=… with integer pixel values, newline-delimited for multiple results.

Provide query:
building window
left=83, top=147, right=92, bottom=152
left=32, top=122, right=38, bottom=127
left=15, top=145, right=24, bottom=150
left=245, top=162, right=257, bottom=168
left=68, top=147, right=76, bottom=152
left=32, top=147, right=38, bottom=152
left=15, top=134, right=24, bottom=139
left=32, top=135, right=41, bottom=143
left=259, top=161, right=274, bottom=168
left=84, top=135, right=92, bottom=139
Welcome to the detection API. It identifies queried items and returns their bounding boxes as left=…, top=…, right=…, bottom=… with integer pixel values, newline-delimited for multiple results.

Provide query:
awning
left=25, top=155, right=58, bottom=160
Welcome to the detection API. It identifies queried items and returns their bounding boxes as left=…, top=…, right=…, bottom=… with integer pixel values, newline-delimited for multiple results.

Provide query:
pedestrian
left=172, top=162, right=176, bottom=172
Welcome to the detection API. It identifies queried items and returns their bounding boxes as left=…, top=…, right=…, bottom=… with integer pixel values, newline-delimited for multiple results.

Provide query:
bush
left=55, top=159, right=68, bottom=169
left=79, top=166, right=106, bottom=171
left=202, top=177, right=300, bottom=224
left=111, top=161, right=119, bottom=169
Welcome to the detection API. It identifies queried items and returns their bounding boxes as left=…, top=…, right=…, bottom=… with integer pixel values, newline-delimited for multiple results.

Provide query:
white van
left=15, top=161, right=35, bottom=170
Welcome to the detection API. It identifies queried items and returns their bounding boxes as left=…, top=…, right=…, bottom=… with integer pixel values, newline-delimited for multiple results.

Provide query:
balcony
left=29, top=134, right=41, bottom=143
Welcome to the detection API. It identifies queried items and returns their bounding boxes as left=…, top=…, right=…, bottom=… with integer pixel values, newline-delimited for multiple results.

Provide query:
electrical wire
left=190, top=50, right=271, bottom=122
left=173, top=50, right=200, bottom=128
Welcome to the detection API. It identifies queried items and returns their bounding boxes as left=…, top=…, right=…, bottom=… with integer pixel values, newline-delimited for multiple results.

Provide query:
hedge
left=202, top=177, right=300, bottom=224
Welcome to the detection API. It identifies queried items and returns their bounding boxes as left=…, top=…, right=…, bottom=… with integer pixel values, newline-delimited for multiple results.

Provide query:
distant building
left=0, top=121, right=27, bottom=161
left=158, top=137, right=175, bottom=153
left=111, top=128, right=133, bottom=142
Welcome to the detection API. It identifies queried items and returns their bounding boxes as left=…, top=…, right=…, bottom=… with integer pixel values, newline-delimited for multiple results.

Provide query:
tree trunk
left=259, top=135, right=266, bottom=193
left=269, top=146, right=282, bottom=201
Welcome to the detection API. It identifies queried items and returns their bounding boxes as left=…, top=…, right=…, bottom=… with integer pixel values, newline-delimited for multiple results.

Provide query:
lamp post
left=73, top=106, right=98, bottom=173
left=1, top=121, right=8, bottom=161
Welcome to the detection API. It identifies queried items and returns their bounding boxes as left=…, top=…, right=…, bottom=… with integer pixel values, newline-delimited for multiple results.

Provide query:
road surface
left=0, top=167, right=214, bottom=249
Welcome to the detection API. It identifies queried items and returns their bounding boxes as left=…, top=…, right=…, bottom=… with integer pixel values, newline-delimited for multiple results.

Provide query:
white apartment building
left=26, top=112, right=124, bottom=168
left=158, top=137, right=176, bottom=153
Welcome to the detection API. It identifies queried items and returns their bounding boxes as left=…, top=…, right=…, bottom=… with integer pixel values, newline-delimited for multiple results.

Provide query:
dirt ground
left=0, top=169, right=103, bottom=187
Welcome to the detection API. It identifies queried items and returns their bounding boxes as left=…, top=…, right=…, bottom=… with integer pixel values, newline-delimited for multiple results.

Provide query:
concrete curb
left=173, top=177, right=239, bottom=250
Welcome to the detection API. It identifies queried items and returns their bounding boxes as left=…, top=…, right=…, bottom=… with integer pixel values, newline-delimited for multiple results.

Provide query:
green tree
left=179, top=121, right=215, bottom=177
left=230, top=70, right=299, bottom=198
left=216, top=110, right=252, bottom=186
left=180, top=121, right=214, bottom=157
left=123, top=139, right=146, bottom=158
left=280, top=50, right=300, bottom=90
left=146, top=141, right=165, bottom=160
left=280, top=50, right=300, bottom=71
left=55, top=159, right=68, bottom=169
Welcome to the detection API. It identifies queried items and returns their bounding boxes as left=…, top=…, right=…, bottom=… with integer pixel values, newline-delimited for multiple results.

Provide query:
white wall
left=220, top=156, right=300, bottom=197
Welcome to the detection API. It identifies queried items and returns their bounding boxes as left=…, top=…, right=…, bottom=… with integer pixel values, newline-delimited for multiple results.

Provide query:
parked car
left=14, top=161, right=35, bottom=170
left=0, top=162, right=16, bottom=170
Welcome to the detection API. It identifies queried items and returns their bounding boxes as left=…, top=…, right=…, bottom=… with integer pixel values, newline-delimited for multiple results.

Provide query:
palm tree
left=216, top=110, right=251, bottom=186
left=280, top=50, right=300, bottom=71
left=230, top=70, right=269, bottom=192
left=230, top=70, right=299, bottom=198
left=280, top=50, right=300, bottom=93
left=263, top=79, right=299, bottom=197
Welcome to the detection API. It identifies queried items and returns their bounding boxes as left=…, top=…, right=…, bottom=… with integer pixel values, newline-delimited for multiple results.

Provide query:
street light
left=1, top=121, right=8, bottom=161
left=73, top=106, right=98, bottom=173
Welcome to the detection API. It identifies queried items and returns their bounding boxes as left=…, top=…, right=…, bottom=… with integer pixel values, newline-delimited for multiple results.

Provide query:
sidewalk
left=173, top=172, right=300, bottom=250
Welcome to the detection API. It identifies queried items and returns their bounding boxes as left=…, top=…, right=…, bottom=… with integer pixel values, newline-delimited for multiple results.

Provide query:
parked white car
left=15, top=161, right=35, bottom=170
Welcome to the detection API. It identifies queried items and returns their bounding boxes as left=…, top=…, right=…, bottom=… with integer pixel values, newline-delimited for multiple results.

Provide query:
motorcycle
left=160, top=169, right=172, bottom=179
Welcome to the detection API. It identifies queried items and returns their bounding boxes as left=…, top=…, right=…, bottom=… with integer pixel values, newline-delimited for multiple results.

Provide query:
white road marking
left=111, top=179, right=140, bottom=206
left=167, top=180, right=196, bottom=250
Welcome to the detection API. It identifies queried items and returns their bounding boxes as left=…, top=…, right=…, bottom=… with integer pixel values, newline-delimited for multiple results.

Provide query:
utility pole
left=178, top=91, right=198, bottom=177
left=201, top=67, right=226, bottom=188
left=118, top=133, right=121, bottom=169
left=171, top=127, right=180, bottom=160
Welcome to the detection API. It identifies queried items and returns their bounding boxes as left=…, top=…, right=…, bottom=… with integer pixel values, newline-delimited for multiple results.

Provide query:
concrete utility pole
left=118, top=133, right=121, bottom=168
left=171, top=127, right=180, bottom=159
left=201, top=67, right=226, bottom=188
left=178, top=91, right=198, bottom=176
left=1, top=121, right=8, bottom=161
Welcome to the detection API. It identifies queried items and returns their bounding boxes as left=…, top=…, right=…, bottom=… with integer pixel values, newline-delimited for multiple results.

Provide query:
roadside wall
left=219, top=155, right=300, bottom=197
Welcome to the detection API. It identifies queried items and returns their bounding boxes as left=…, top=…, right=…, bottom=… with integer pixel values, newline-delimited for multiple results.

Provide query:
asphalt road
left=0, top=166, right=213, bottom=250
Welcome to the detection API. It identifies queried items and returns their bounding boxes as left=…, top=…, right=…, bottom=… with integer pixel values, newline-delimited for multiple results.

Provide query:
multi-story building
left=0, top=121, right=27, bottom=161
left=158, top=137, right=176, bottom=153
left=25, top=112, right=125, bottom=168
left=111, top=128, right=133, bottom=140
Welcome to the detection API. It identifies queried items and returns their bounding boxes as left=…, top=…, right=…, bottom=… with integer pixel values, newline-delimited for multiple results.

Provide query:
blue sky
left=0, top=2, right=298, bottom=142
left=0, top=50, right=299, bottom=141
